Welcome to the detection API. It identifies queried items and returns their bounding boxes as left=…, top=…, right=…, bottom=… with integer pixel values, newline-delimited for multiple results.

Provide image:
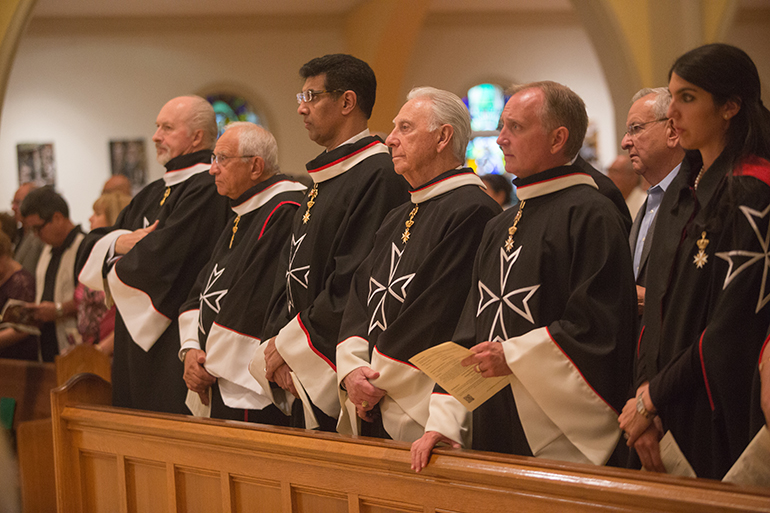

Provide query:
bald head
left=152, top=96, right=217, bottom=165
left=12, top=182, right=37, bottom=223
left=103, top=174, right=132, bottom=196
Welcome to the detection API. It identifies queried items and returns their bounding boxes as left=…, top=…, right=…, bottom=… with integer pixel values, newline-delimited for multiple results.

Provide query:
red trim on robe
left=373, top=344, right=420, bottom=370
left=297, top=315, right=336, bottom=371
left=545, top=326, right=618, bottom=415
left=409, top=171, right=477, bottom=193
left=516, top=172, right=591, bottom=190
left=113, top=270, right=171, bottom=321
left=259, top=201, right=300, bottom=240
left=637, top=325, right=645, bottom=359
left=698, top=329, right=715, bottom=411
left=210, top=321, right=261, bottom=342
left=735, top=156, right=770, bottom=187
left=307, top=141, right=381, bottom=173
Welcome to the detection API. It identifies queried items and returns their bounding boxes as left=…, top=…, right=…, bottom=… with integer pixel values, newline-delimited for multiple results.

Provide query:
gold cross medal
left=504, top=200, right=525, bottom=252
left=401, top=204, right=419, bottom=244
left=159, top=187, right=171, bottom=206
left=693, top=231, right=709, bottom=269
left=302, top=184, right=318, bottom=224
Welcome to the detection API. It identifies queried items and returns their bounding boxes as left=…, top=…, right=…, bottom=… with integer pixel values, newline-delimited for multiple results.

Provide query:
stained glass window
left=463, top=84, right=507, bottom=176
left=206, top=93, right=265, bottom=137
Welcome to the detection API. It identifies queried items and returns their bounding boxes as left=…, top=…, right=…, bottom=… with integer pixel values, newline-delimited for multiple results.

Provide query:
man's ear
left=665, top=119, right=680, bottom=149
left=550, top=126, right=569, bottom=155
left=436, top=124, right=454, bottom=154
left=190, top=128, right=205, bottom=149
left=341, top=91, right=358, bottom=116
left=250, top=156, right=266, bottom=182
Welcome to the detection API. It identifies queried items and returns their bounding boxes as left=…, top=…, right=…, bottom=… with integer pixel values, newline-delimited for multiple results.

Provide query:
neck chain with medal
left=504, top=200, right=526, bottom=252
left=401, top=204, right=419, bottom=244
left=302, top=184, right=319, bottom=224
left=229, top=216, right=241, bottom=249
left=692, top=165, right=710, bottom=268
left=160, top=187, right=171, bottom=206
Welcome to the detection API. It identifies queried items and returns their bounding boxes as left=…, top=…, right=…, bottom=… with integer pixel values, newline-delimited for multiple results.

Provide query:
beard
left=155, top=145, right=171, bottom=166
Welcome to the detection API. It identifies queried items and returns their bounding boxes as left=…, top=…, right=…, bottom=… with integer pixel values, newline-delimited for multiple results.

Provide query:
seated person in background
left=480, top=173, right=515, bottom=209
left=336, top=87, right=500, bottom=442
left=102, top=174, right=133, bottom=196
left=412, top=81, right=636, bottom=471
left=72, top=191, right=132, bottom=355
left=20, top=186, right=84, bottom=362
left=178, top=122, right=305, bottom=422
left=0, top=230, right=37, bottom=360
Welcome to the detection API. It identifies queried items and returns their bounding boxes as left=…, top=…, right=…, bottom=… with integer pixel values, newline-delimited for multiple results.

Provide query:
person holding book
left=0, top=230, right=36, bottom=360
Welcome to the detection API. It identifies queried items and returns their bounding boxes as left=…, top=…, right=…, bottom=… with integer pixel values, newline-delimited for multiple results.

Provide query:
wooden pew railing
left=52, top=374, right=770, bottom=513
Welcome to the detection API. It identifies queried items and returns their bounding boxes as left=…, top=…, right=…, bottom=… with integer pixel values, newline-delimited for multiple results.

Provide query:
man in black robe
left=178, top=122, right=306, bottom=423
left=78, top=96, right=229, bottom=414
left=257, top=54, right=410, bottom=431
left=412, top=81, right=636, bottom=470
left=337, top=87, right=500, bottom=442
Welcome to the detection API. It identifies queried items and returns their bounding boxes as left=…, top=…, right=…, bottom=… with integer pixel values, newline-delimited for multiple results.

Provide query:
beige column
left=0, top=0, right=36, bottom=132
left=571, top=0, right=736, bottom=143
left=345, top=0, right=430, bottom=134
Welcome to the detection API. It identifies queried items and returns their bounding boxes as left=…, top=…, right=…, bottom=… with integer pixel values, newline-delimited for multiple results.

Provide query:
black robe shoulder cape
left=260, top=135, right=410, bottom=420
left=337, top=168, right=501, bottom=441
left=78, top=150, right=230, bottom=413
left=425, top=165, right=636, bottom=465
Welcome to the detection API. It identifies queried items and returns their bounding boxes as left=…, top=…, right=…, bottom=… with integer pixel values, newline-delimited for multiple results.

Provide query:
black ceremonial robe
left=637, top=153, right=770, bottom=479
left=179, top=175, right=306, bottom=422
left=78, top=150, right=230, bottom=414
left=261, top=133, right=410, bottom=429
left=424, top=165, right=636, bottom=465
left=337, top=168, right=500, bottom=442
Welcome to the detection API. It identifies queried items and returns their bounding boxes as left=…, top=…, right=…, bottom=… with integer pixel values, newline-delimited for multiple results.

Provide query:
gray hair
left=224, top=122, right=279, bottom=174
left=631, top=87, right=671, bottom=119
left=183, top=95, right=218, bottom=150
left=406, top=86, right=471, bottom=163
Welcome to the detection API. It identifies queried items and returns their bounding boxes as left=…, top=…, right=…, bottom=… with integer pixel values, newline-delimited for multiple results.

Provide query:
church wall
left=1, top=12, right=768, bottom=227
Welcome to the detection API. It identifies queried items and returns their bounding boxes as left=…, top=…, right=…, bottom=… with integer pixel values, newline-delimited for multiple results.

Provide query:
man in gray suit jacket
left=620, top=88, right=684, bottom=316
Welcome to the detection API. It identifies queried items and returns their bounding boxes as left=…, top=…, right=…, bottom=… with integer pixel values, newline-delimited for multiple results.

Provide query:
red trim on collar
left=164, top=162, right=208, bottom=174
left=410, top=170, right=477, bottom=193
left=516, top=172, right=591, bottom=190
left=234, top=179, right=297, bottom=207
left=308, top=141, right=381, bottom=173
left=735, top=156, right=770, bottom=187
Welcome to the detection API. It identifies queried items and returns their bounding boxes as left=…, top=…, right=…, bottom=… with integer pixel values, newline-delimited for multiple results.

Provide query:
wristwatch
left=55, top=302, right=63, bottom=319
left=636, top=393, right=655, bottom=419
left=179, top=348, right=191, bottom=363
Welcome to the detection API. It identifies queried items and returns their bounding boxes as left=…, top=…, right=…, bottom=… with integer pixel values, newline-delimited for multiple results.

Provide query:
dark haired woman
left=619, top=43, right=770, bottom=479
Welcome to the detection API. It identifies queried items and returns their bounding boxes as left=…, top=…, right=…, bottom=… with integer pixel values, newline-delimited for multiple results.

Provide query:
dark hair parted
left=509, top=81, right=588, bottom=160
left=300, top=54, right=377, bottom=119
left=20, top=186, right=69, bottom=220
left=670, top=43, right=770, bottom=167
left=480, top=174, right=513, bottom=205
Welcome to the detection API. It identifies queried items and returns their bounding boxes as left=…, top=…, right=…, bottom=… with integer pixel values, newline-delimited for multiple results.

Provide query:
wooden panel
left=360, top=498, right=422, bottom=513
left=176, top=466, right=222, bottom=513
left=56, top=344, right=112, bottom=386
left=126, top=457, right=167, bottom=513
left=17, top=417, right=56, bottom=513
left=291, top=485, right=348, bottom=513
left=0, top=358, right=56, bottom=428
left=50, top=375, right=770, bottom=513
left=230, top=475, right=282, bottom=513
left=80, top=451, right=118, bottom=513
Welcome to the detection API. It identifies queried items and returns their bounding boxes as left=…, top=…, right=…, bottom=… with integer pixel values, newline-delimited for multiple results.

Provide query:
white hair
left=631, top=87, right=671, bottom=120
left=183, top=95, right=218, bottom=150
left=224, top=122, right=279, bottom=174
left=406, top=86, right=471, bottom=163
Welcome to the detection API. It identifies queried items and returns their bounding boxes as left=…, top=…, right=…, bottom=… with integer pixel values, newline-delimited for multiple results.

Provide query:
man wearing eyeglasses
left=621, top=87, right=683, bottom=316
left=177, top=122, right=305, bottom=423
left=20, top=186, right=84, bottom=361
left=257, top=54, right=410, bottom=431
left=78, top=95, right=229, bottom=414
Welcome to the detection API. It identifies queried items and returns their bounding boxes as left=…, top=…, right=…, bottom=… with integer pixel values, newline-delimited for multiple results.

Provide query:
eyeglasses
left=296, top=89, right=343, bottom=104
left=625, top=118, right=668, bottom=137
left=211, top=154, right=257, bottom=166
left=31, top=218, right=51, bottom=234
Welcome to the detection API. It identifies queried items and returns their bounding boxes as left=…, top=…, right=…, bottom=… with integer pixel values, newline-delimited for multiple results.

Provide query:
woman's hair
left=93, top=191, right=132, bottom=226
left=669, top=43, right=770, bottom=168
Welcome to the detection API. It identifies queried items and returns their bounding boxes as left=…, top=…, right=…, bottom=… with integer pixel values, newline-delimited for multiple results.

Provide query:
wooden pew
left=55, top=343, right=112, bottom=386
left=52, top=374, right=770, bottom=513
left=0, top=357, right=56, bottom=429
